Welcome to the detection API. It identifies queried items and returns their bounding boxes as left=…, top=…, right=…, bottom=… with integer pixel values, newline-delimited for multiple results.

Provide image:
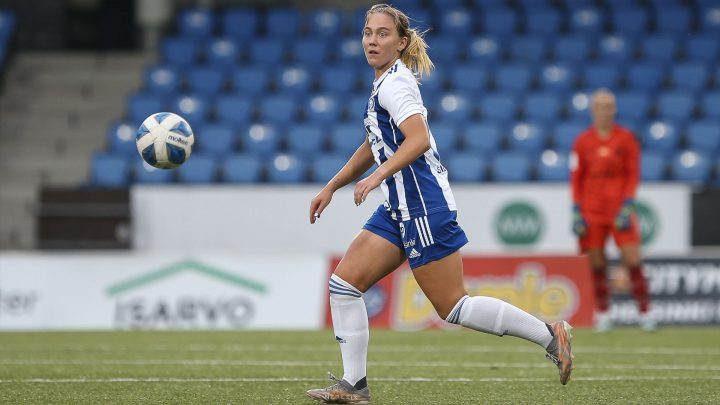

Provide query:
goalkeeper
left=569, top=88, right=655, bottom=332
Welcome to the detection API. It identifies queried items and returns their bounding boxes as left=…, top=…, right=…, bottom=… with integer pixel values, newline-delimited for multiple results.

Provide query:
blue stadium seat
left=508, top=37, right=547, bottom=63
left=419, top=68, right=447, bottom=95
left=304, top=94, right=341, bottom=125
left=239, top=123, right=281, bottom=157
left=329, top=124, right=363, bottom=155
left=206, top=38, right=239, bottom=69
left=197, top=124, right=236, bottom=156
left=438, top=8, right=473, bottom=36
left=641, top=151, right=667, bottom=182
left=491, top=152, right=532, bottom=182
left=168, top=94, right=210, bottom=127
left=582, top=64, right=621, bottom=89
left=686, top=122, right=720, bottom=155
left=523, top=93, right=561, bottom=121
left=286, top=124, right=326, bottom=157
left=566, top=90, right=592, bottom=120
left=318, top=65, right=357, bottom=95
left=640, top=121, right=681, bottom=154
left=615, top=92, right=651, bottom=122
left=276, top=66, right=311, bottom=95
left=553, top=121, right=586, bottom=152
left=449, top=64, right=488, bottom=93
left=494, top=64, right=533, bottom=94
left=258, top=95, right=298, bottom=125
left=670, top=150, right=711, bottom=184
left=553, top=37, right=590, bottom=64
left=526, top=9, right=561, bottom=36
left=249, top=39, right=286, bottom=65
left=107, top=120, right=138, bottom=155
left=434, top=93, right=474, bottom=123
left=265, top=8, right=300, bottom=40
left=305, top=9, right=344, bottom=37
left=430, top=121, right=461, bottom=154
left=446, top=153, right=487, bottom=182
left=426, top=36, right=462, bottom=63
left=536, top=150, right=569, bottom=182
left=178, top=8, right=215, bottom=39
left=670, top=63, right=709, bottom=92
left=640, top=35, right=679, bottom=63
left=127, top=93, right=165, bottom=124
left=222, top=153, right=262, bottom=183
left=144, top=65, right=180, bottom=95
left=336, top=38, right=364, bottom=65
left=215, top=95, right=253, bottom=128
left=134, top=160, right=174, bottom=183
left=482, top=7, right=518, bottom=36
left=464, top=122, right=503, bottom=154
left=186, top=66, right=226, bottom=96
left=685, top=36, right=719, bottom=64
left=656, top=6, right=691, bottom=35
left=176, top=154, right=218, bottom=183
left=346, top=95, right=370, bottom=123
left=0, top=9, right=16, bottom=41
left=222, top=8, right=259, bottom=40
left=267, top=153, right=307, bottom=183
left=231, top=67, right=269, bottom=96
left=701, top=92, right=720, bottom=120
left=700, top=4, right=720, bottom=33
left=91, top=153, right=130, bottom=187
left=570, top=7, right=603, bottom=34
left=292, top=38, right=330, bottom=68
left=656, top=92, right=696, bottom=123
left=161, top=37, right=200, bottom=68
left=597, top=35, right=633, bottom=63
left=610, top=6, right=648, bottom=36
left=507, top=122, right=548, bottom=152
left=626, top=63, right=666, bottom=91
left=466, top=36, right=504, bottom=65
left=310, top=153, right=346, bottom=183
left=481, top=93, right=517, bottom=122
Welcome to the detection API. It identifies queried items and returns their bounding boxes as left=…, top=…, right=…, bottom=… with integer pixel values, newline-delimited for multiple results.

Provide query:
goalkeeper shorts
left=579, top=215, right=640, bottom=251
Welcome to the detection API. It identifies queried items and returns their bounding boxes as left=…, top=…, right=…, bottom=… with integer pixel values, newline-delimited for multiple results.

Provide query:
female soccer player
left=306, top=5, right=573, bottom=403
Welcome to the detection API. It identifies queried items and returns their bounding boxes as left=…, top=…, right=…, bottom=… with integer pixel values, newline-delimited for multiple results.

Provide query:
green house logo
left=495, top=201, right=544, bottom=245
left=636, top=201, right=659, bottom=245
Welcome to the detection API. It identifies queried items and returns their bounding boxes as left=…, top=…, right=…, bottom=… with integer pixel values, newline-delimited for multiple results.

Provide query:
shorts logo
left=414, top=216, right=435, bottom=248
left=399, top=222, right=405, bottom=238
left=408, top=249, right=421, bottom=259
left=403, top=239, right=415, bottom=248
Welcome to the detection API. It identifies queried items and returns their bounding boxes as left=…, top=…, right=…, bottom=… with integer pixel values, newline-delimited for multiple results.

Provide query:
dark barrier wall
left=692, top=189, right=720, bottom=246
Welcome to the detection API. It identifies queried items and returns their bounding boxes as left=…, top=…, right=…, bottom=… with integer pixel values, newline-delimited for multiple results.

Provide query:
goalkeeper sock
left=629, top=265, right=650, bottom=313
left=329, top=274, right=368, bottom=386
left=446, top=295, right=554, bottom=349
left=592, top=267, right=610, bottom=312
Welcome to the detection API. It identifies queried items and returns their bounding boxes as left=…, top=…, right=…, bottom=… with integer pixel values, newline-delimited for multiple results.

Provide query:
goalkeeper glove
left=572, top=204, right=587, bottom=237
left=615, top=199, right=635, bottom=231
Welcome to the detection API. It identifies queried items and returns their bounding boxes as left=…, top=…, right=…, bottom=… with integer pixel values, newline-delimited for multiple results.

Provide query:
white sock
left=329, top=274, right=368, bottom=386
left=446, top=295, right=554, bottom=349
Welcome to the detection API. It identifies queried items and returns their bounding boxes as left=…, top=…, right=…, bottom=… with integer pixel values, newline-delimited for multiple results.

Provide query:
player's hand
left=354, top=171, right=383, bottom=206
left=572, top=204, right=587, bottom=237
left=614, top=199, right=635, bottom=231
left=309, top=187, right=333, bottom=224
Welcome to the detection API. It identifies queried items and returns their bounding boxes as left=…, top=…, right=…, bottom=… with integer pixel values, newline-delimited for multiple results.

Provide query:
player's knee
left=328, top=274, right=363, bottom=300
left=445, top=295, right=470, bottom=325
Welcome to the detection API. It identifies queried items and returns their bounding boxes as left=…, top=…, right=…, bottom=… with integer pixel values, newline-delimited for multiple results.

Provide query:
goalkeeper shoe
left=306, top=373, right=370, bottom=404
left=545, top=321, right=574, bottom=385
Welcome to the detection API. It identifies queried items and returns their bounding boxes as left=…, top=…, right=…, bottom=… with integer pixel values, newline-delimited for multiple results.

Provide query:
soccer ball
left=136, top=112, right=194, bottom=169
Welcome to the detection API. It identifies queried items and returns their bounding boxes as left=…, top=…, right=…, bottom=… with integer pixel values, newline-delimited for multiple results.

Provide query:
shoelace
left=546, top=352, right=561, bottom=368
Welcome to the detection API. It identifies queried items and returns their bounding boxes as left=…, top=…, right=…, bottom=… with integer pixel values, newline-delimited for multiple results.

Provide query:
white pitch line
left=1, top=375, right=720, bottom=384
left=2, top=359, right=720, bottom=372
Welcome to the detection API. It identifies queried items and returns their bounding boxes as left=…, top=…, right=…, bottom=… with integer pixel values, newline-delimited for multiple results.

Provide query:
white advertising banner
left=0, top=253, right=327, bottom=331
left=132, top=184, right=690, bottom=256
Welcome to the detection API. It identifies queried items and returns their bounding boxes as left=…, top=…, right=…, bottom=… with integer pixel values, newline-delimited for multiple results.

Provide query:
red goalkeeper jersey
left=570, top=124, right=640, bottom=224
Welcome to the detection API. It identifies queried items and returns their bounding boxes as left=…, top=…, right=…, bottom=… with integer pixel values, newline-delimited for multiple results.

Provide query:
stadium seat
left=553, top=37, right=590, bottom=64
left=536, top=150, right=569, bottom=182
left=222, top=8, right=259, bottom=40
left=463, top=122, right=503, bottom=154
left=196, top=124, right=236, bottom=156
left=685, top=36, right=719, bottom=64
left=144, top=65, right=180, bottom=95
left=127, top=93, right=165, bottom=124
left=466, top=36, right=504, bottom=65
left=597, top=35, right=633, bottom=63
left=610, top=6, right=648, bottom=35
left=0, top=9, right=16, bottom=41
left=304, top=95, right=341, bottom=125
left=107, top=120, right=138, bottom=155
left=640, top=35, right=679, bottom=63
left=186, top=66, right=226, bottom=96
left=641, top=151, right=667, bottom=182
left=626, top=63, right=666, bottom=92
left=336, top=38, right=364, bottom=65
left=686, top=122, right=720, bottom=155
left=446, top=153, right=487, bottom=182
left=656, top=92, right=696, bottom=123
left=570, top=7, right=603, bottom=34
left=310, top=153, right=346, bottom=183
left=449, top=64, right=488, bottom=93
left=291, top=38, right=330, bottom=68
left=553, top=121, right=586, bottom=152
left=318, top=65, right=358, bottom=95
left=419, top=68, right=447, bottom=95
left=701, top=92, right=720, bottom=119
left=345, top=95, right=370, bottom=123
left=329, top=124, right=363, bottom=155
left=700, top=4, right=720, bottom=33
left=176, top=154, right=218, bottom=183
left=615, top=92, right=651, bottom=122
left=656, top=6, right=691, bottom=35
left=523, top=93, right=561, bottom=121
left=582, top=64, right=621, bottom=90
left=258, top=95, right=298, bottom=125
left=178, top=8, right=215, bottom=39
left=305, top=9, right=344, bottom=37
left=169, top=94, right=210, bottom=127
left=91, top=153, right=130, bottom=187
left=206, top=38, right=239, bottom=69
left=640, top=121, right=681, bottom=154
left=482, top=7, right=518, bottom=36
left=231, top=67, right=270, bottom=96
left=566, top=91, right=592, bottom=120
left=491, top=152, right=532, bottom=182
left=248, top=38, right=286, bottom=65
left=286, top=124, right=326, bottom=157
left=265, top=8, right=300, bottom=40
left=480, top=93, right=517, bottom=122
left=161, top=37, right=200, bottom=68
left=494, top=64, right=534, bottom=94
left=508, top=37, right=547, bottom=63
left=670, top=150, right=711, bottom=184
left=215, top=95, right=253, bottom=127
left=239, top=123, right=281, bottom=157
left=507, top=122, right=548, bottom=152
left=434, top=93, right=473, bottom=123
left=134, top=160, right=174, bottom=183
left=670, top=63, right=709, bottom=92
left=222, top=153, right=263, bottom=183
left=430, top=121, right=461, bottom=154
left=526, top=9, right=561, bottom=36
left=267, top=153, right=307, bottom=183
left=437, top=8, right=473, bottom=36
left=426, top=35, right=462, bottom=63
left=276, top=66, right=311, bottom=95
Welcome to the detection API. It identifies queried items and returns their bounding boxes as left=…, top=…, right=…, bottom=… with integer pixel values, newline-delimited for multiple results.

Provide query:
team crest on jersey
left=367, top=96, right=375, bottom=112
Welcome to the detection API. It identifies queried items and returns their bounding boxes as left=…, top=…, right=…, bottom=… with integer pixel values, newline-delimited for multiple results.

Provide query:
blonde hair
left=365, top=4, right=434, bottom=78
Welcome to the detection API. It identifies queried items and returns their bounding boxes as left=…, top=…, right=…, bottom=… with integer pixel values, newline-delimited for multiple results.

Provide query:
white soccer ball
left=136, top=112, right=194, bottom=169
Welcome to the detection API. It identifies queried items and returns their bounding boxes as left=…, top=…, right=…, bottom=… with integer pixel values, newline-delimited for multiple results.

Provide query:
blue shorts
left=363, top=205, right=468, bottom=269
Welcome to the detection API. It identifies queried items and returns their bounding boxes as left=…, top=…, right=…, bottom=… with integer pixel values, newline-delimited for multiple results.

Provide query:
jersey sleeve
left=623, top=132, right=641, bottom=200
left=569, top=135, right=585, bottom=205
left=377, top=72, right=424, bottom=126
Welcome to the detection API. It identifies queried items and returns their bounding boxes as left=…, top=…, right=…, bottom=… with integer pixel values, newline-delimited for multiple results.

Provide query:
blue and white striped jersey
left=363, top=59, right=457, bottom=221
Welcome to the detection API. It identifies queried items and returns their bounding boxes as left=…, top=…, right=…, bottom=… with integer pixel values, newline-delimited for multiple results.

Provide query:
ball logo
left=635, top=200, right=659, bottom=245
left=495, top=201, right=544, bottom=246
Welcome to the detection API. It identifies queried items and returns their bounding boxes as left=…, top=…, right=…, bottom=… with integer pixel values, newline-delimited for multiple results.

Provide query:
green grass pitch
left=1, top=328, right=719, bottom=404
